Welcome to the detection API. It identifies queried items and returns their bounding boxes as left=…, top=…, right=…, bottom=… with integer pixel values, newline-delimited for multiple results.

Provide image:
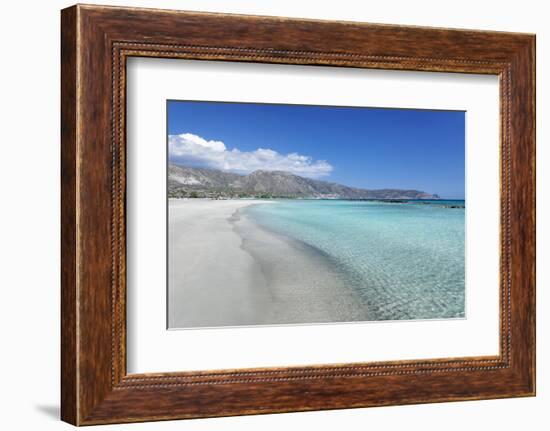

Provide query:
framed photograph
left=165, top=101, right=465, bottom=330
left=61, top=4, right=536, bottom=425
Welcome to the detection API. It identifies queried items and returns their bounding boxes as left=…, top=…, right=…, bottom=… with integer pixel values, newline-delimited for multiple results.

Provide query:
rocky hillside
left=168, top=164, right=440, bottom=200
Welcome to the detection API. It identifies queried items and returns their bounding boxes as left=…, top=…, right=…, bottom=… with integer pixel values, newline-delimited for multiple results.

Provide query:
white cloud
left=168, top=133, right=333, bottom=178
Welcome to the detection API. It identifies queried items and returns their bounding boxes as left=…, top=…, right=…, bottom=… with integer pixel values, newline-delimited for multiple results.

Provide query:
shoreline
left=168, top=199, right=370, bottom=329
left=231, top=207, right=371, bottom=325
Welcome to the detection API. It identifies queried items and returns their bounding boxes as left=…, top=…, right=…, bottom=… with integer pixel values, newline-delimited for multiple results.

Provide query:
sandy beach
left=168, top=199, right=371, bottom=328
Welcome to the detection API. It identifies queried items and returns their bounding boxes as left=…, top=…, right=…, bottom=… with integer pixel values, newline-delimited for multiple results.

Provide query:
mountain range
left=168, top=164, right=440, bottom=200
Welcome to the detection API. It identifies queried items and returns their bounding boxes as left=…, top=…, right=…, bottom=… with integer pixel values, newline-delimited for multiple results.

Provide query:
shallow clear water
left=242, top=199, right=465, bottom=321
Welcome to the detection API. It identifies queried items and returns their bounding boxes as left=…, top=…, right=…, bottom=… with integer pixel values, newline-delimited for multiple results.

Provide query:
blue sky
left=167, top=100, right=465, bottom=199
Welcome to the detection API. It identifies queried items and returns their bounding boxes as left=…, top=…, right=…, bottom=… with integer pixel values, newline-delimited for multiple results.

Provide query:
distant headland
left=168, top=164, right=441, bottom=200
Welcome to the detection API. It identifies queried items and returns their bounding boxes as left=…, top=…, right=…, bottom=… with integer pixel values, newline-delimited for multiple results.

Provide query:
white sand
left=168, top=199, right=272, bottom=328
left=168, top=199, right=370, bottom=328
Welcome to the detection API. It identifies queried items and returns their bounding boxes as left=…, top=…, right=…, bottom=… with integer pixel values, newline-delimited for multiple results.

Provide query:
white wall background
left=0, top=0, right=546, bottom=429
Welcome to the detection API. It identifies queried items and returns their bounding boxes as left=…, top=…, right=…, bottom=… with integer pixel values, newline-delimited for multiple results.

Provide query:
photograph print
left=167, top=100, right=465, bottom=329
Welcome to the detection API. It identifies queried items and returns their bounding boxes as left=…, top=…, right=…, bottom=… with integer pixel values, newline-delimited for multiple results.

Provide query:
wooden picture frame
left=61, top=4, right=535, bottom=425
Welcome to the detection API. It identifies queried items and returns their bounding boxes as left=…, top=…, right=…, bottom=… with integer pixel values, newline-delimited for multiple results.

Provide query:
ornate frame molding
left=61, top=5, right=535, bottom=425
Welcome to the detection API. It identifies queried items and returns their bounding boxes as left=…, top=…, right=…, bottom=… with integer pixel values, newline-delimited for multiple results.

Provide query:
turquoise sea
left=242, top=199, right=465, bottom=321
